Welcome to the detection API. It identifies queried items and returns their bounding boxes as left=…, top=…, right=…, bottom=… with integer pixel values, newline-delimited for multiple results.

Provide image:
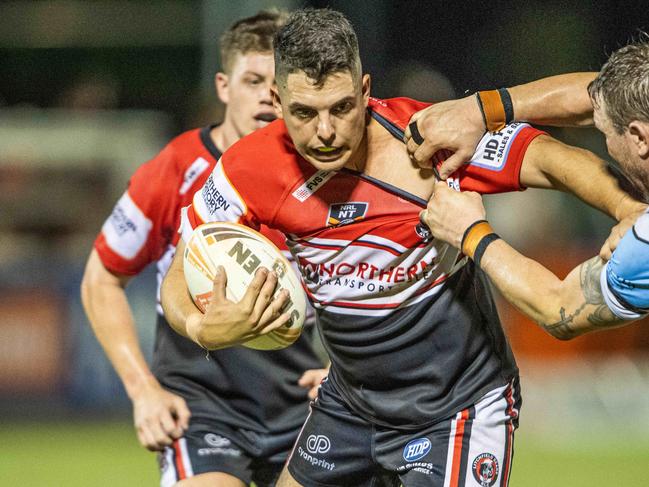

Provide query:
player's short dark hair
left=274, top=8, right=361, bottom=88
left=219, top=9, right=288, bottom=74
left=589, top=35, right=649, bottom=133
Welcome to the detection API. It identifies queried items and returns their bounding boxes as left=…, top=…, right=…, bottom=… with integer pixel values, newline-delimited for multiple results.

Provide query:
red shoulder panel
left=95, top=128, right=216, bottom=275
left=369, top=97, right=431, bottom=131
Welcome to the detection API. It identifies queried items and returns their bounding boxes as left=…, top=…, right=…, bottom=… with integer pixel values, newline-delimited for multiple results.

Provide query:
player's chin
left=305, top=148, right=349, bottom=170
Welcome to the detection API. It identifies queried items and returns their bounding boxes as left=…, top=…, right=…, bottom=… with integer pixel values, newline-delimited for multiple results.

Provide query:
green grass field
left=2, top=421, right=648, bottom=486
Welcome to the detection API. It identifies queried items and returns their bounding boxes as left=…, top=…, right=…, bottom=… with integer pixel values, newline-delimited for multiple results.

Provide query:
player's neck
left=344, top=135, right=368, bottom=173
left=633, top=174, right=649, bottom=203
left=357, top=116, right=438, bottom=200
left=209, top=118, right=240, bottom=154
left=343, top=115, right=372, bottom=173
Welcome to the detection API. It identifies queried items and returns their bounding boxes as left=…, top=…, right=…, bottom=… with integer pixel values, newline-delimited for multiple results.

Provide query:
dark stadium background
left=1, top=1, right=649, bottom=486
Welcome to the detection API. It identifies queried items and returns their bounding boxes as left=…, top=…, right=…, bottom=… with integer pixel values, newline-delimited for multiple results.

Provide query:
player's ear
left=361, top=74, right=371, bottom=107
left=628, top=120, right=649, bottom=159
left=215, top=72, right=229, bottom=105
left=271, top=84, right=283, bottom=119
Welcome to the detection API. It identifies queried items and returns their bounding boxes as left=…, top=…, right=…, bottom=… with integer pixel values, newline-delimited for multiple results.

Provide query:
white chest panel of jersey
left=288, top=232, right=467, bottom=316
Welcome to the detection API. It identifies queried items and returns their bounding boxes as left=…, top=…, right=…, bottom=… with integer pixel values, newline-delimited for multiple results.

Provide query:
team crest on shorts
left=327, top=202, right=368, bottom=227
left=472, top=453, right=499, bottom=486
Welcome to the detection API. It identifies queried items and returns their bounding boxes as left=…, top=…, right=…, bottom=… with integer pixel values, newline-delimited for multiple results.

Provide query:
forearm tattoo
left=542, top=257, right=616, bottom=338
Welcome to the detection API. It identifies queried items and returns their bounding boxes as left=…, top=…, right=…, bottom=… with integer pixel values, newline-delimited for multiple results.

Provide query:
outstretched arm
left=405, top=72, right=597, bottom=178
left=508, top=72, right=596, bottom=127
left=420, top=182, right=630, bottom=339
left=518, top=134, right=646, bottom=222
left=481, top=243, right=620, bottom=340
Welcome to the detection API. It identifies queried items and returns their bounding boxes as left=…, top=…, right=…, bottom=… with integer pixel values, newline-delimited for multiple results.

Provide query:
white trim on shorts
left=442, top=380, right=519, bottom=487
left=160, top=438, right=195, bottom=487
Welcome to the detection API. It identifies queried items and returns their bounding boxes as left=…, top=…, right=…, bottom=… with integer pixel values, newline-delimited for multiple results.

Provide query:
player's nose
left=259, top=81, right=274, bottom=105
left=317, top=115, right=335, bottom=144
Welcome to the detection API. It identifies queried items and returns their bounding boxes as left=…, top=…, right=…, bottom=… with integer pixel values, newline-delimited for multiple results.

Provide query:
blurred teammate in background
left=161, top=9, right=645, bottom=486
left=407, top=38, right=649, bottom=339
left=81, top=11, right=327, bottom=487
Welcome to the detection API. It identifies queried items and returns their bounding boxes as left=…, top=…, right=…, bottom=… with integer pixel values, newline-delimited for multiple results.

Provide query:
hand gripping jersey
left=601, top=209, right=649, bottom=320
left=94, top=126, right=323, bottom=439
left=182, top=98, right=544, bottom=429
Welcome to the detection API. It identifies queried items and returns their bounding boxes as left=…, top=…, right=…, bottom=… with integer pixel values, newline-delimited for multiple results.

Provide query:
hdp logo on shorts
left=472, top=453, right=499, bottom=486
left=306, top=435, right=331, bottom=454
left=327, top=202, right=368, bottom=227
left=403, top=437, right=432, bottom=462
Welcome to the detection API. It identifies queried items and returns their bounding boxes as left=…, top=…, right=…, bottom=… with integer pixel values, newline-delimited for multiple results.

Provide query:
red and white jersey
left=182, top=98, right=540, bottom=318
left=94, top=126, right=287, bottom=314
left=180, top=97, right=544, bottom=428
left=93, top=126, right=324, bottom=435
left=95, top=127, right=322, bottom=434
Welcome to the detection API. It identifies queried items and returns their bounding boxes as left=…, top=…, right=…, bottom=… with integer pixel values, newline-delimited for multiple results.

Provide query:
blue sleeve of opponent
left=603, top=211, right=649, bottom=318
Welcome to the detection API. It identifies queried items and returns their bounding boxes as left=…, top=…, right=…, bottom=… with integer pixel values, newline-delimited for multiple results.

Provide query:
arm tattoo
left=579, top=257, right=617, bottom=327
left=542, top=257, right=617, bottom=338
left=543, top=305, right=585, bottom=340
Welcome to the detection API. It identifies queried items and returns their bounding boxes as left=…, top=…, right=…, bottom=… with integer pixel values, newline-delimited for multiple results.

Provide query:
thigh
left=376, top=379, right=521, bottom=487
left=159, top=425, right=253, bottom=487
left=277, top=466, right=304, bottom=487
left=286, top=382, right=388, bottom=487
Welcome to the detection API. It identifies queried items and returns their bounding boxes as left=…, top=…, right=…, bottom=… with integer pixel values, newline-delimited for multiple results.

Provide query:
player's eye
left=292, top=108, right=316, bottom=120
left=331, top=101, right=353, bottom=116
left=244, top=77, right=263, bottom=86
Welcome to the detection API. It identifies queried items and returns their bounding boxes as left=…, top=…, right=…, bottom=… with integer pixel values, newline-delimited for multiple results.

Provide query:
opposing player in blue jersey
left=407, top=39, right=649, bottom=337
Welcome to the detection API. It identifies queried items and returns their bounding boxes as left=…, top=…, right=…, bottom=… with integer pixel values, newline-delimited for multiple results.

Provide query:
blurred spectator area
left=0, top=107, right=169, bottom=408
left=0, top=108, right=171, bottom=262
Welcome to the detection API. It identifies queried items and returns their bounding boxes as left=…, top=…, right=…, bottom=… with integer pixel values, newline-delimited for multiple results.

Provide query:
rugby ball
left=183, top=222, right=306, bottom=350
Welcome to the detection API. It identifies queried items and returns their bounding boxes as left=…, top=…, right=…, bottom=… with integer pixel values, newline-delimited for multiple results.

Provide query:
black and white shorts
left=287, top=377, right=521, bottom=487
left=159, top=421, right=291, bottom=487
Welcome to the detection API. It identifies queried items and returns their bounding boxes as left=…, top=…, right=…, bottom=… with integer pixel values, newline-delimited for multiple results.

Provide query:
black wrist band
left=497, top=88, right=514, bottom=124
left=473, top=233, right=501, bottom=268
left=475, top=93, right=488, bottom=130
left=409, top=121, right=425, bottom=145
left=461, top=219, right=489, bottom=250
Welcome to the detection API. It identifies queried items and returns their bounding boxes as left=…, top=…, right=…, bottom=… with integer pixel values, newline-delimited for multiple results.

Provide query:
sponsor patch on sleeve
left=101, top=192, right=153, bottom=259
left=192, top=161, right=246, bottom=223
left=469, top=123, right=529, bottom=171
left=179, top=156, right=210, bottom=195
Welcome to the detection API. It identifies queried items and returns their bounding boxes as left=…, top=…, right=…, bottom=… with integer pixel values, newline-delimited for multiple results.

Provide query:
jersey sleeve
left=94, top=148, right=180, bottom=276
left=601, top=211, right=649, bottom=320
left=455, top=122, right=545, bottom=194
left=180, top=126, right=292, bottom=243
left=181, top=158, right=261, bottom=243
